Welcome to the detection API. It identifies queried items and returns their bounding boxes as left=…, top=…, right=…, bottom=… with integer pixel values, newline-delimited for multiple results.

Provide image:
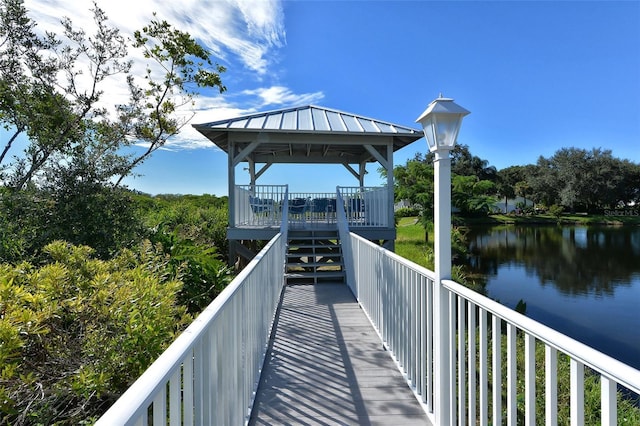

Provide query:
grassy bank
left=459, top=213, right=640, bottom=226
left=395, top=217, right=432, bottom=269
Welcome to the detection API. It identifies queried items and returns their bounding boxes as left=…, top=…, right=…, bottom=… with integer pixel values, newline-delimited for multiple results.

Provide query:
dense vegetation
left=0, top=191, right=232, bottom=424
left=0, top=1, right=233, bottom=423
left=393, top=144, right=640, bottom=221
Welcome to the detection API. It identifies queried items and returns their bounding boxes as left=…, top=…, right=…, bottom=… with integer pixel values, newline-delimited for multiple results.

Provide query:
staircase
left=285, top=230, right=345, bottom=285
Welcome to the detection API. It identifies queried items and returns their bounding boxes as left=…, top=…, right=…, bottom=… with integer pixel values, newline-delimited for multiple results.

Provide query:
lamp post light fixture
left=416, top=95, right=469, bottom=425
left=417, top=94, right=470, bottom=154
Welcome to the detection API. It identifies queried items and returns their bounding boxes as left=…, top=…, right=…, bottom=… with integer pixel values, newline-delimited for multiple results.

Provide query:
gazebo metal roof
left=192, top=105, right=424, bottom=164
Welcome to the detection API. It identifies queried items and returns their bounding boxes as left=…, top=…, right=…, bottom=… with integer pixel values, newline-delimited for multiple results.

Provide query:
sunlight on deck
left=249, top=283, right=432, bottom=425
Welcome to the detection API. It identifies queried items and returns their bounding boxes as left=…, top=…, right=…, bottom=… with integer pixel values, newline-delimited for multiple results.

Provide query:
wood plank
left=249, top=283, right=432, bottom=426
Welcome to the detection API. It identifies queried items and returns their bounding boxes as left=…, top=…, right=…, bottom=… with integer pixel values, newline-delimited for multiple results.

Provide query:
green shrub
left=0, top=186, right=144, bottom=262
left=549, top=203, right=564, bottom=219
left=0, top=241, right=190, bottom=425
left=150, top=226, right=233, bottom=313
left=395, top=206, right=421, bottom=219
left=138, top=193, right=229, bottom=256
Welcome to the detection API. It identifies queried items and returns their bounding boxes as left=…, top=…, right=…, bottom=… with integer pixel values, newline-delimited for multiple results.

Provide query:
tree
left=619, top=160, right=640, bottom=206
left=393, top=153, right=434, bottom=210
left=113, top=14, right=227, bottom=185
left=0, top=0, right=228, bottom=257
left=450, top=144, right=498, bottom=182
left=0, top=0, right=130, bottom=189
left=496, top=166, right=526, bottom=213
left=536, top=147, right=631, bottom=212
left=0, top=0, right=226, bottom=190
left=452, top=175, right=497, bottom=215
left=528, top=158, right=557, bottom=207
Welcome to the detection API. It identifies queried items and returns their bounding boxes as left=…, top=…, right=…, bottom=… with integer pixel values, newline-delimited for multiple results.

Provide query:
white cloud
left=20, top=0, right=324, bottom=152
left=24, top=0, right=285, bottom=75
left=242, top=86, right=325, bottom=108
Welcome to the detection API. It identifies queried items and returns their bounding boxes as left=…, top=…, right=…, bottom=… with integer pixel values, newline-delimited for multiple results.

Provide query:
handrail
left=96, top=214, right=639, bottom=425
left=280, top=186, right=289, bottom=240
left=96, top=232, right=286, bottom=425
left=235, top=184, right=287, bottom=227
left=443, top=279, right=640, bottom=395
left=337, top=186, right=389, bottom=228
left=335, top=187, right=355, bottom=294
left=346, top=232, right=640, bottom=425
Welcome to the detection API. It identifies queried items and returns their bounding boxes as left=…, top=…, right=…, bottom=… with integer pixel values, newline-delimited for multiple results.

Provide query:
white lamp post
left=416, top=94, right=469, bottom=425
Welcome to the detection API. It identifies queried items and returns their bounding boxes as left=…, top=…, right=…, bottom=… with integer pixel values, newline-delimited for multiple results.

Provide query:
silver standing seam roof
left=192, top=105, right=424, bottom=165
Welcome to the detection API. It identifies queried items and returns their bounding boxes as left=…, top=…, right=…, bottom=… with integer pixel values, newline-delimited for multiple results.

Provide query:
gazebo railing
left=234, top=184, right=288, bottom=227
left=337, top=186, right=389, bottom=228
left=233, top=185, right=391, bottom=229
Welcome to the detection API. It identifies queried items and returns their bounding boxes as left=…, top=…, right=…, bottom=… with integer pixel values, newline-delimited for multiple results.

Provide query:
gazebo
left=192, top=105, right=423, bottom=263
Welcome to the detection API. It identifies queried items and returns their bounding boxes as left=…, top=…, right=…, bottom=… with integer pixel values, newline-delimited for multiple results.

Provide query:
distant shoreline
left=458, top=213, right=640, bottom=226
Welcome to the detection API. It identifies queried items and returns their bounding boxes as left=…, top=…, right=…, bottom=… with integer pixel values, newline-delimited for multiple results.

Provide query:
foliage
left=449, top=144, right=498, bottom=182
left=139, top=193, right=229, bottom=256
left=114, top=15, right=227, bottom=185
left=0, top=186, right=43, bottom=262
left=0, top=0, right=130, bottom=189
left=392, top=153, right=434, bottom=214
left=548, top=203, right=564, bottom=219
left=137, top=193, right=232, bottom=313
left=150, top=226, right=232, bottom=313
left=509, top=148, right=640, bottom=213
left=0, top=185, right=144, bottom=262
left=0, top=241, right=191, bottom=425
left=0, top=189, right=232, bottom=422
left=44, top=183, right=143, bottom=259
left=394, top=206, right=421, bottom=219
left=0, top=0, right=226, bottom=190
left=452, top=175, right=497, bottom=215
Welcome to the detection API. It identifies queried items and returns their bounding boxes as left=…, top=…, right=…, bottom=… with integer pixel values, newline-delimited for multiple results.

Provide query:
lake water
left=464, top=225, right=640, bottom=370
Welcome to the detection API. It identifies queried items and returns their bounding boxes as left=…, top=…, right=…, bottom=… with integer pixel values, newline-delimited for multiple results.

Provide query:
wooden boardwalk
left=249, top=283, right=432, bottom=426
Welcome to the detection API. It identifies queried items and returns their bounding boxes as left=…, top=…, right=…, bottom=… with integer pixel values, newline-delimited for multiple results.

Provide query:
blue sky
left=16, top=1, right=640, bottom=195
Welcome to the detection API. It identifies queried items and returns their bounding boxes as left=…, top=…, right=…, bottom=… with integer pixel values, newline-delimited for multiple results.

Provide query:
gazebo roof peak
left=192, top=104, right=424, bottom=165
left=193, top=104, right=422, bottom=136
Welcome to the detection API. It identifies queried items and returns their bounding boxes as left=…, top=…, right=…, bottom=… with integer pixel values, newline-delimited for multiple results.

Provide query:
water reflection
left=464, top=225, right=640, bottom=369
left=467, top=226, right=639, bottom=296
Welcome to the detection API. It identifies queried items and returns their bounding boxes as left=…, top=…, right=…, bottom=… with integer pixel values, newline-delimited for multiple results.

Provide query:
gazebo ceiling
left=192, top=105, right=424, bottom=164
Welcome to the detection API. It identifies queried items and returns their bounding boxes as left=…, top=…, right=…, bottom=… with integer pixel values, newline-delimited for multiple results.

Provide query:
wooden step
left=285, top=230, right=345, bottom=285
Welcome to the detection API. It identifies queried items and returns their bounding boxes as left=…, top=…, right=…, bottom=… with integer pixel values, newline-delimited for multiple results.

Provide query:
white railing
left=233, top=185, right=392, bottom=229
left=443, top=279, right=640, bottom=426
left=337, top=186, right=389, bottom=228
left=346, top=233, right=436, bottom=421
left=336, top=189, right=356, bottom=294
left=95, top=232, right=287, bottom=426
left=288, top=191, right=338, bottom=227
left=344, top=232, right=640, bottom=426
left=234, top=184, right=288, bottom=227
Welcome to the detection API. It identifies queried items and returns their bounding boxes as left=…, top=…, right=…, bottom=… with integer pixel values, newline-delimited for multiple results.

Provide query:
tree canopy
left=393, top=145, right=639, bottom=219
left=0, top=0, right=226, bottom=190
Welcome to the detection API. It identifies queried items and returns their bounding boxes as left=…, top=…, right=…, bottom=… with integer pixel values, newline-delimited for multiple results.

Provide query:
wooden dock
left=249, top=283, right=432, bottom=425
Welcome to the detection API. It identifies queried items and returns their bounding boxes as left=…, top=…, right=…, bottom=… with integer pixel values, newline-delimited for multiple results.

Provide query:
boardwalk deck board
left=249, top=283, right=432, bottom=426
